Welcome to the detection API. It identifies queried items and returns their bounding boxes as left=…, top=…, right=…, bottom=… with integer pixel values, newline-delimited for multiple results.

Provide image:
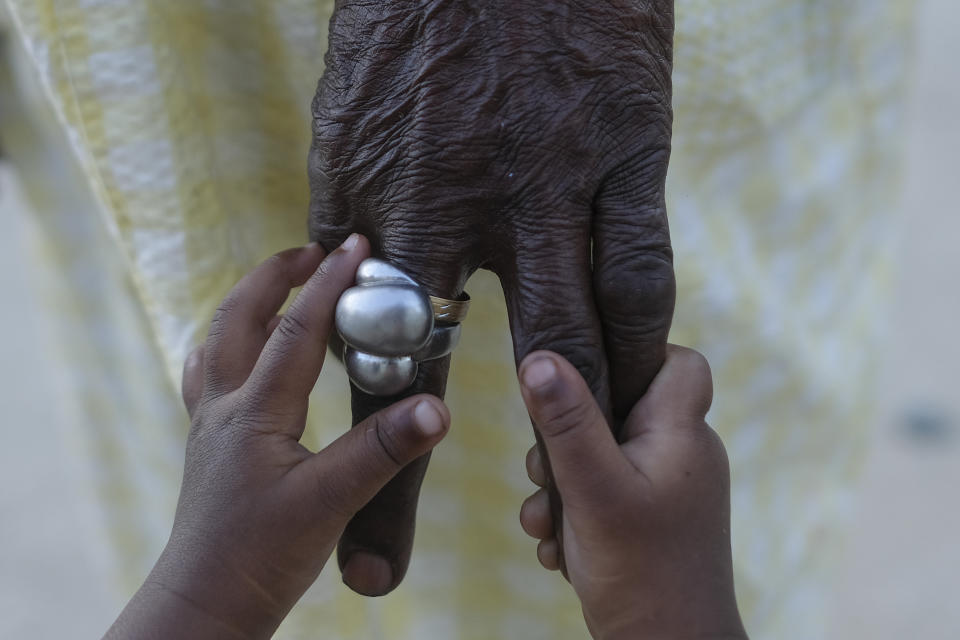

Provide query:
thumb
left=519, top=352, right=632, bottom=509
left=295, top=395, right=450, bottom=522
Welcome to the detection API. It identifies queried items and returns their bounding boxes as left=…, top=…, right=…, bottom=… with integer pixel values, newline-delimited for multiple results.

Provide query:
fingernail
left=342, top=233, right=360, bottom=251
left=523, top=357, right=557, bottom=391
left=304, top=240, right=320, bottom=249
left=343, top=552, right=394, bottom=596
left=414, top=400, right=445, bottom=437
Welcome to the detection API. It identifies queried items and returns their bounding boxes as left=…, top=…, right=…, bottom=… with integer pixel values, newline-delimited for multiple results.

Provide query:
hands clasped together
left=309, top=0, right=678, bottom=594
left=106, top=238, right=746, bottom=640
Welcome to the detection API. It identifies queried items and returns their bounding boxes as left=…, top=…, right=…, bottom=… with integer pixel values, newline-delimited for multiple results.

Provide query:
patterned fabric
left=0, top=1, right=913, bottom=638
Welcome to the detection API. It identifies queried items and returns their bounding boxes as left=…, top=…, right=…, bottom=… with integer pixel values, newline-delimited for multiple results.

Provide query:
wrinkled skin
left=309, top=0, right=676, bottom=595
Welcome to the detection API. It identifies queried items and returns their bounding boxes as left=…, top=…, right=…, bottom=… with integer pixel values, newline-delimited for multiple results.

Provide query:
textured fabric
left=0, top=1, right=913, bottom=638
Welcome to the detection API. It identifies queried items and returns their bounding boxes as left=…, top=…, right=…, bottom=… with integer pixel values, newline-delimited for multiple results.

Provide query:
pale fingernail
left=342, top=233, right=360, bottom=251
left=413, top=400, right=445, bottom=437
left=523, top=358, right=557, bottom=391
left=304, top=240, right=320, bottom=249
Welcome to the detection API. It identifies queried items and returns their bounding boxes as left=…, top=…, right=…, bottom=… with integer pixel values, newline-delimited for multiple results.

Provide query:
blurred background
left=1, top=0, right=957, bottom=638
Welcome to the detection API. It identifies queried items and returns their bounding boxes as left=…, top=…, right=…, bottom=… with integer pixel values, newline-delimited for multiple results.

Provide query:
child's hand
left=106, top=235, right=450, bottom=639
left=518, top=347, right=747, bottom=640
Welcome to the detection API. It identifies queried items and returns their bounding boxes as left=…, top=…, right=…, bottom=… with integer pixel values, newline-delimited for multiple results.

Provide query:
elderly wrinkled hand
left=309, top=0, right=677, bottom=595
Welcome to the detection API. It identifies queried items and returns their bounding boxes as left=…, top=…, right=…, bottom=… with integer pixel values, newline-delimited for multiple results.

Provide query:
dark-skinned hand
left=518, top=347, right=748, bottom=640
left=104, top=236, right=451, bottom=639
left=309, top=0, right=677, bottom=595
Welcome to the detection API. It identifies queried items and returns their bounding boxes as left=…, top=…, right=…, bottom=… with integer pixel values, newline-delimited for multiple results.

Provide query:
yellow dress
left=0, top=1, right=913, bottom=637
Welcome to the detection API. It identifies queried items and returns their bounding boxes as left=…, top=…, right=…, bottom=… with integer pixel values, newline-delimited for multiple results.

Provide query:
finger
left=293, top=395, right=450, bottom=596
left=520, top=489, right=554, bottom=539
left=265, top=315, right=283, bottom=335
left=181, top=345, right=205, bottom=419
left=501, top=232, right=611, bottom=419
left=592, top=154, right=676, bottom=424
left=204, top=244, right=325, bottom=396
left=626, top=344, right=714, bottom=439
left=339, top=447, right=432, bottom=597
left=296, top=394, right=449, bottom=520
left=519, top=351, right=632, bottom=511
left=525, top=444, right=547, bottom=488
left=500, top=231, right=611, bottom=572
left=537, top=538, right=561, bottom=572
left=245, top=234, right=369, bottom=417
left=336, top=238, right=468, bottom=597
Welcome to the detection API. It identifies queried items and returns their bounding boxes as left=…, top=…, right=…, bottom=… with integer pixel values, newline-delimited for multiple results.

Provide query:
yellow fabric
left=0, top=1, right=913, bottom=638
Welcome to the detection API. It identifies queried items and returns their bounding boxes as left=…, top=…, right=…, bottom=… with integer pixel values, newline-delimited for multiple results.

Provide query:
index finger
left=203, top=244, right=326, bottom=398
left=244, top=234, right=370, bottom=416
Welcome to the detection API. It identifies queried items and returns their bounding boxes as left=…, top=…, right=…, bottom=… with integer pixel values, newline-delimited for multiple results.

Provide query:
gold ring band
left=430, top=293, right=471, bottom=324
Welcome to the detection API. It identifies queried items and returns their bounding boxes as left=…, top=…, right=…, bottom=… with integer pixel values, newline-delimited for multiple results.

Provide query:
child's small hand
left=518, top=347, right=747, bottom=640
left=106, top=235, right=450, bottom=639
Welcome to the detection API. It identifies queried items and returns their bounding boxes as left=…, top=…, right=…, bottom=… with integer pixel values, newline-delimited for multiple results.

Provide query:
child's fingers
left=623, top=345, right=714, bottom=441
left=520, top=489, right=554, bottom=539
left=525, top=444, right=547, bottom=488
left=265, top=315, right=284, bottom=334
left=292, top=394, right=449, bottom=527
left=244, top=235, right=369, bottom=424
left=203, top=244, right=325, bottom=397
left=181, top=345, right=205, bottom=419
left=519, top=351, right=632, bottom=511
left=537, top=538, right=561, bottom=571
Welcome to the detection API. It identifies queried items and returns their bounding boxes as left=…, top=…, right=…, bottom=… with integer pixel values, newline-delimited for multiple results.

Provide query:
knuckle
left=273, top=310, right=311, bottom=343
left=366, top=413, right=406, bottom=469
left=207, top=298, right=238, bottom=339
left=607, top=143, right=672, bottom=196
left=594, top=137, right=672, bottom=218
left=509, top=281, right=600, bottom=359
left=380, top=230, right=471, bottom=295
left=188, top=397, right=234, bottom=437
left=595, top=248, right=675, bottom=331
left=538, top=395, right=595, bottom=440
left=312, top=255, right=333, bottom=284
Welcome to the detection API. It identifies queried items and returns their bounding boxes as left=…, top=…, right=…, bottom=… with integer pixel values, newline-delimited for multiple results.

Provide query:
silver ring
left=335, top=259, right=466, bottom=396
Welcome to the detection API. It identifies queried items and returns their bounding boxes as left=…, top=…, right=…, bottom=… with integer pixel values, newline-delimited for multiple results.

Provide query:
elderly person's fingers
left=202, top=244, right=325, bottom=399
left=592, top=144, right=675, bottom=426
left=336, top=379, right=443, bottom=597
left=337, top=452, right=434, bottom=596
left=330, top=234, right=469, bottom=598
left=499, top=228, right=612, bottom=573
left=502, top=230, right=612, bottom=420
left=243, top=235, right=370, bottom=428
